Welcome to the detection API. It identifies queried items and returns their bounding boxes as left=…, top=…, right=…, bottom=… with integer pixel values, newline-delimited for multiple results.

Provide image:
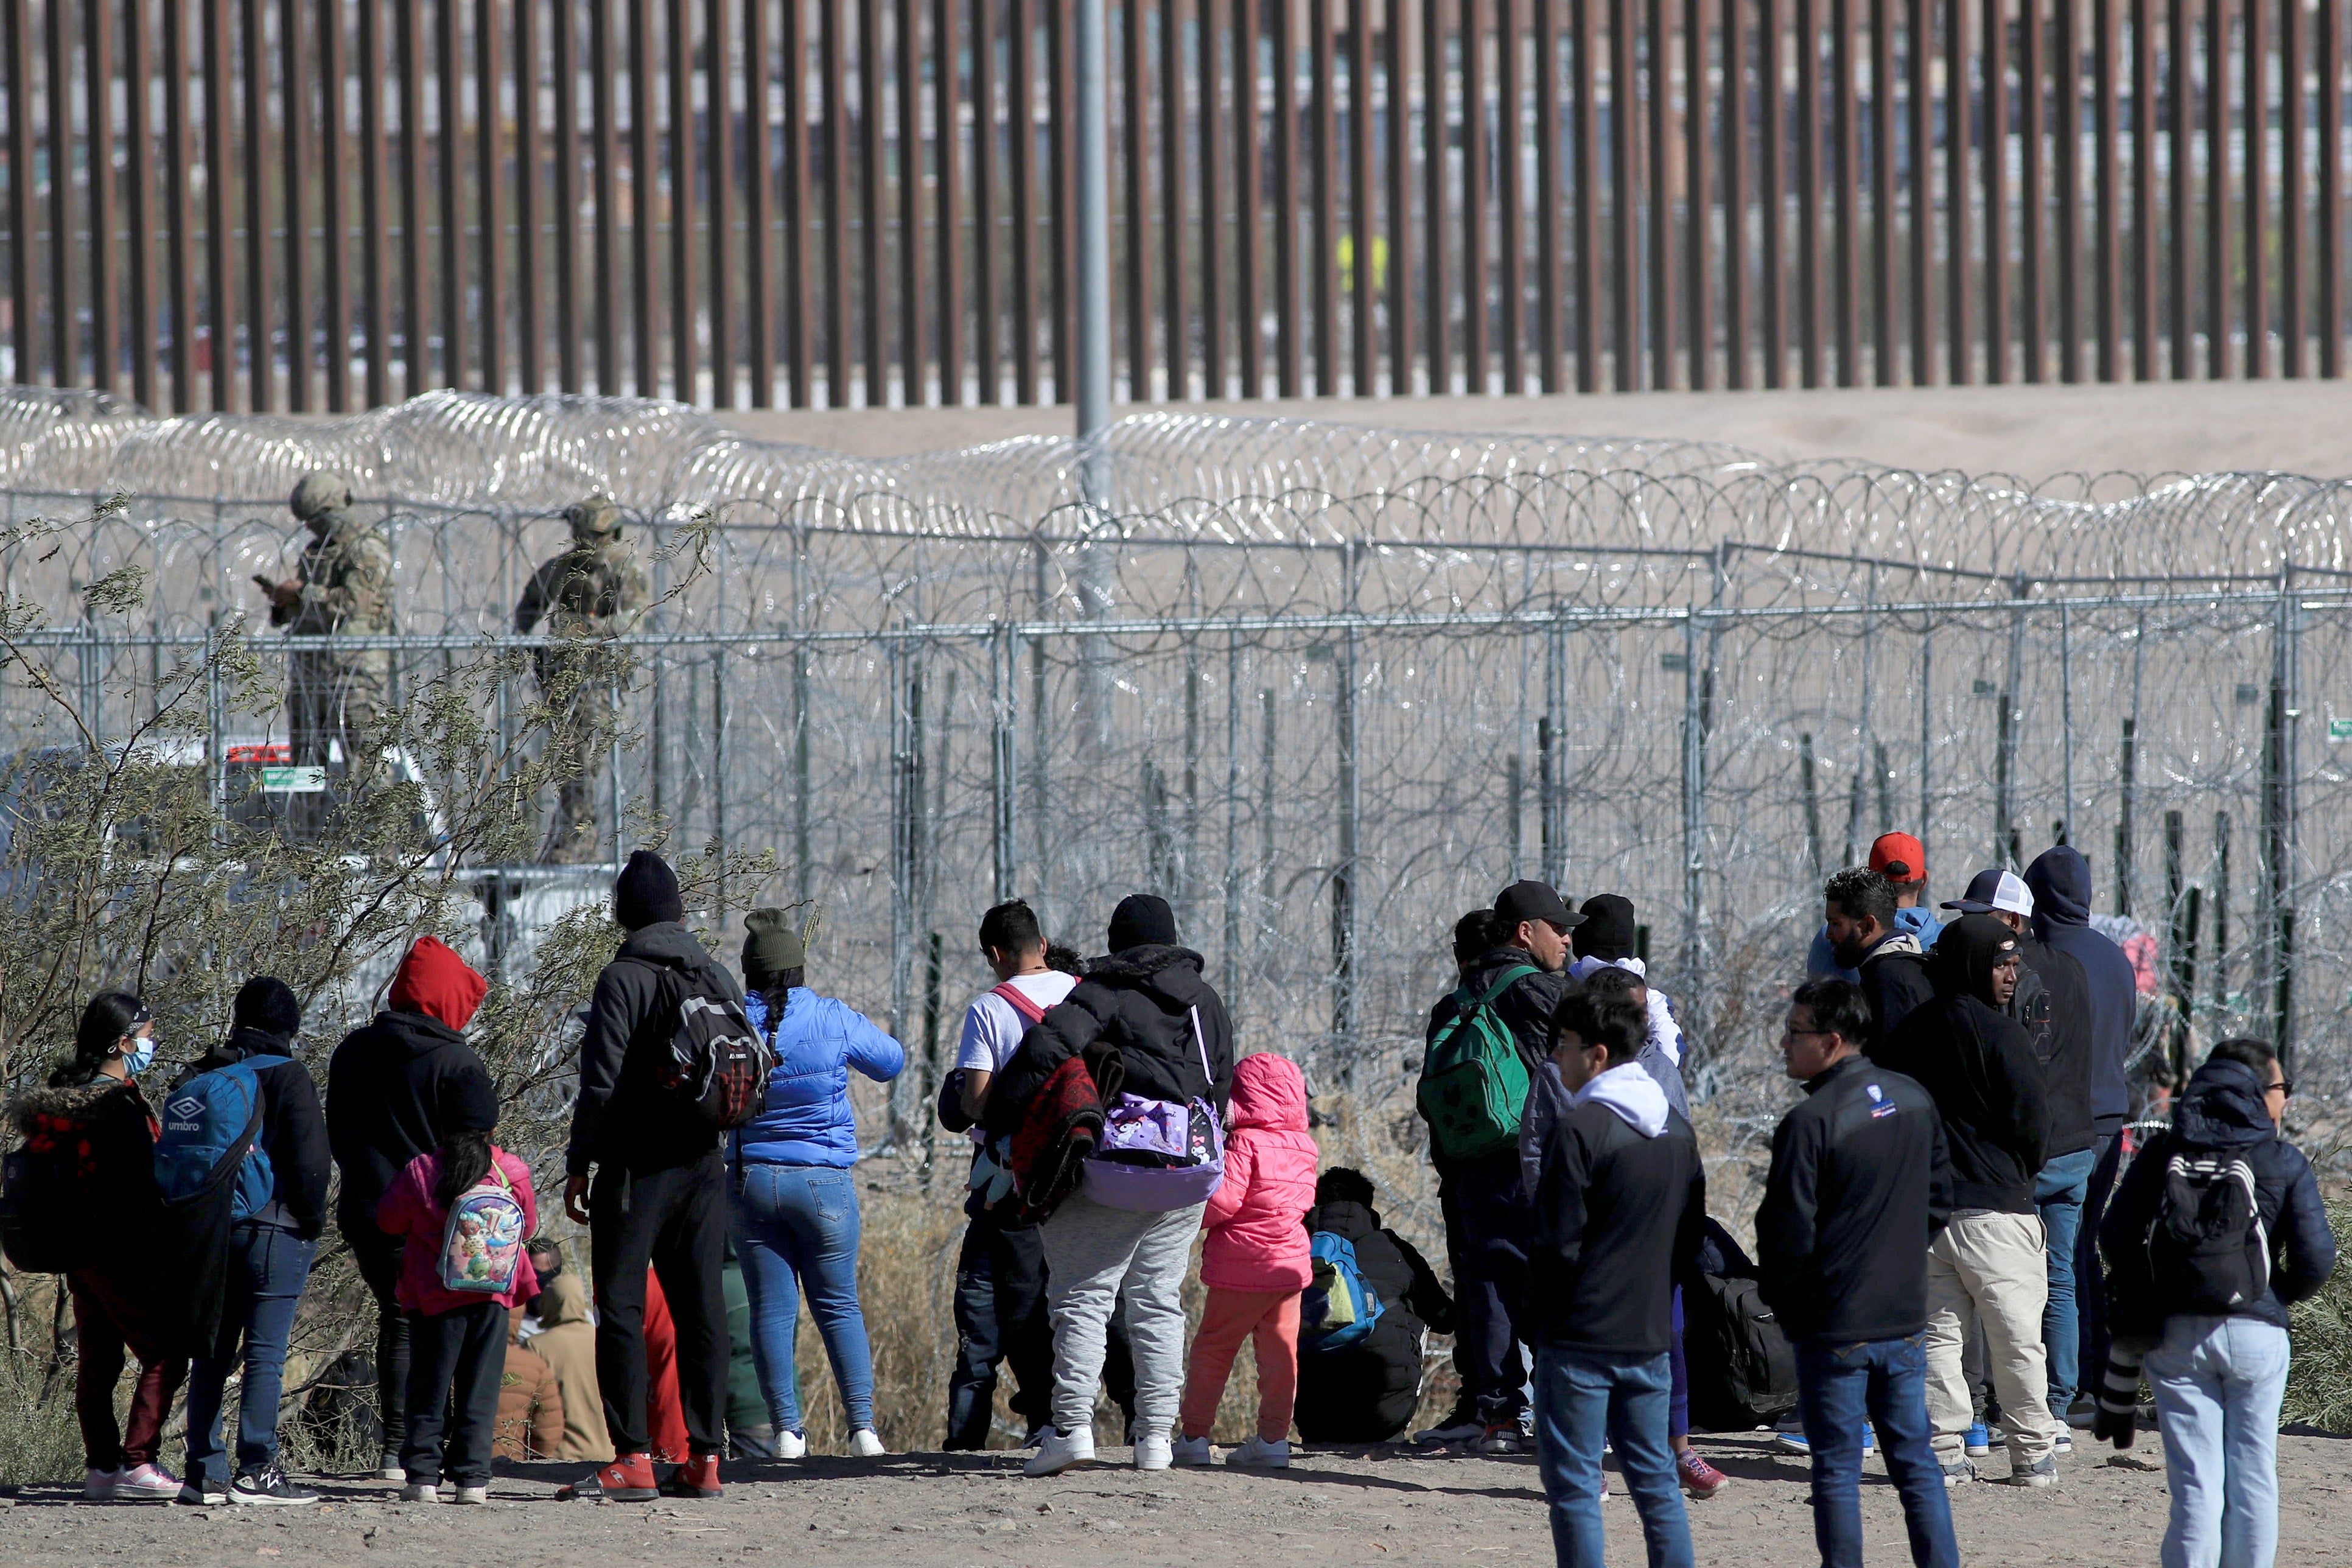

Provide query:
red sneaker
left=661, top=1453, right=723, bottom=1500
left=557, top=1452, right=659, bottom=1502
left=1678, top=1446, right=1728, bottom=1499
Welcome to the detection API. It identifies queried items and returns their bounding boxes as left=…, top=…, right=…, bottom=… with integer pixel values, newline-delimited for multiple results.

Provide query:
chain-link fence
left=9, top=389, right=2351, bottom=1155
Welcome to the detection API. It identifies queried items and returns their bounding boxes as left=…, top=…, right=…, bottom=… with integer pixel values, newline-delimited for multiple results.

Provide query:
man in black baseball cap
left=1413, top=880, right=1580, bottom=1454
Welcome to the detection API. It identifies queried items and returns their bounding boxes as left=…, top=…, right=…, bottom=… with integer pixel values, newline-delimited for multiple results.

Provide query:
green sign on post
left=2329, top=719, right=2352, bottom=744
left=260, top=766, right=328, bottom=794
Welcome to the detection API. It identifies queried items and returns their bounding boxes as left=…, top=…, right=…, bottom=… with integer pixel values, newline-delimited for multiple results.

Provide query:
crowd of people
left=3, top=832, right=2337, bottom=1568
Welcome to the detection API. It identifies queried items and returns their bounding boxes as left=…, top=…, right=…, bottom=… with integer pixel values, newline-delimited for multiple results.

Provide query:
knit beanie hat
left=231, top=976, right=303, bottom=1040
left=1107, top=893, right=1178, bottom=953
left=441, top=1068, right=500, bottom=1133
left=388, top=935, right=489, bottom=1032
left=1571, top=895, right=1639, bottom=962
left=614, top=849, right=684, bottom=930
left=741, top=908, right=806, bottom=984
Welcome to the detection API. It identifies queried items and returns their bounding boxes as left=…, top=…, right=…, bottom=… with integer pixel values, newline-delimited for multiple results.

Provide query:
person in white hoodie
left=1565, top=895, right=1684, bottom=1069
left=1525, top=987, right=1708, bottom=1568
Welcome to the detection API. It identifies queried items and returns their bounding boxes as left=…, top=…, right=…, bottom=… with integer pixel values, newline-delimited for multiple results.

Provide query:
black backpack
left=2147, top=1149, right=2271, bottom=1314
left=649, top=970, right=774, bottom=1131
left=0, top=1139, right=80, bottom=1273
left=1682, top=1218, right=1799, bottom=1432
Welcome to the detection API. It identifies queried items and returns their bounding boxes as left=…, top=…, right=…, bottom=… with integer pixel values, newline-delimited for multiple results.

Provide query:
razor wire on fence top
left=4, top=385, right=2348, bottom=1160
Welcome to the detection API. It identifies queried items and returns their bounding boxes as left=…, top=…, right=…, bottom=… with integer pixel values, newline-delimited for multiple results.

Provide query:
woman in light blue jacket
left=729, top=908, right=904, bottom=1458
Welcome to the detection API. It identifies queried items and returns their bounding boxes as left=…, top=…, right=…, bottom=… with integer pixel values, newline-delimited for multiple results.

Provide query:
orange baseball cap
left=1869, top=833, right=1927, bottom=883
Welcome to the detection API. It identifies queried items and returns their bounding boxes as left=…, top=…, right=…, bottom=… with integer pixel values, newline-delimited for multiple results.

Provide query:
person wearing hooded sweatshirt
left=1824, top=868, right=1936, bottom=1040
left=1566, top=894, right=1685, bottom=1068
left=982, top=893, right=1237, bottom=1477
left=2021, top=843, right=2140, bottom=1416
left=2098, top=1038, right=2335, bottom=1568
left=560, top=850, right=743, bottom=1503
left=1172, top=1052, right=1319, bottom=1469
left=1869, top=914, right=2060, bottom=1487
left=1422, top=880, right=1583, bottom=1455
left=1757, top=978, right=1959, bottom=1568
left=726, top=905, right=905, bottom=1459
left=6, top=993, right=187, bottom=1502
left=1525, top=986, right=1706, bottom=1568
left=326, top=934, right=495, bottom=1479
left=1293, top=1167, right=1455, bottom=1444
left=180, top=977, right=332, bottom=1507
left=525, top=1253, right=615, bottom=1462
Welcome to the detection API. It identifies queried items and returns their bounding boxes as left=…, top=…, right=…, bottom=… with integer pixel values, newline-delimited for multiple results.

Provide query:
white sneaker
left=1169, top=1433, right=1215, bottom=1467
left=1225, top=1435, right=1290, bottom=1468
left=83, top=1468, right=119, bottom=1501
left=849, top=1429, right=887, bottom=1458
left=1023, top=1426, right=1096, bottom=1477
left=399, top=1483, right=439, bottom=1503
left=452, top=1485, right=488, bottom=1505
left=1133, top=1436, right=1172, bottom=1471
left=774, top=1429, right=807, bottom=1460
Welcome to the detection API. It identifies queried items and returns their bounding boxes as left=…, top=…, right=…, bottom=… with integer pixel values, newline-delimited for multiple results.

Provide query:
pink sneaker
left=1678, top=1447, right=1729, bottom=1499
left=113, top=1463, right=182, bottom=1502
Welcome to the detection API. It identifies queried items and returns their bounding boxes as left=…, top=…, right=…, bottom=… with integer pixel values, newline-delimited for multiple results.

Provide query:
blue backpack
left=154, top=1060, right=275, bottom=1222
left=1300, top=1230, right=1385, bottom=1352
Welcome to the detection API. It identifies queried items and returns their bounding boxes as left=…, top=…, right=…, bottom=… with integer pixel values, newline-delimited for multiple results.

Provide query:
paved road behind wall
left=716, top=381, right=2352, bottom=480
left=5, top=1430, right=2347, bottom=1567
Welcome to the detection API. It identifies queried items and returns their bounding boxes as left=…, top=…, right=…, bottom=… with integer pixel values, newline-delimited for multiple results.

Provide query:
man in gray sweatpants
left=1037, top=1194, right=1204, bottom=1469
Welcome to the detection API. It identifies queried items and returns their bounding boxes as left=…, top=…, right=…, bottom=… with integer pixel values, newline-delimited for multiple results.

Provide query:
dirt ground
left=3, top=1429, right=2347, bottom=1568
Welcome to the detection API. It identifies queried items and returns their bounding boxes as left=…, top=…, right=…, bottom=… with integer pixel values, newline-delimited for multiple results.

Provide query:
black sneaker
left=229, top=1465, right=318, bottom=1506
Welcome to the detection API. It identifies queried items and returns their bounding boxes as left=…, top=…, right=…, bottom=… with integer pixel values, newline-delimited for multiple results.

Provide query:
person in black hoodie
left=180, top=978, right=332, bottom=1507
left=1758, top=978, right=1959, bottom=1568
left=2021, top=843, right=2140, bottom=1417
left=1824, top=868, right=1935, bottom=1038
left=2096, top=1038, right=2336, bottom=1568
left=1870, top=914, right=2060, bottom=1487
left=1293, top=1167, right=1455, bottom=1443
left=1419, top=879, right=1580, bottom=1455
left=981, top=893, right=1236, bottom=1477
left=325, top=934, right=495, bottom=1479
left=1525, top=985, right=1704, bottom=1568
left=1940, top=866, right=2100, bottom=1424
left=5, top=993, right=188, bottom=1502
left=559, top=850, right=742, bottom=1503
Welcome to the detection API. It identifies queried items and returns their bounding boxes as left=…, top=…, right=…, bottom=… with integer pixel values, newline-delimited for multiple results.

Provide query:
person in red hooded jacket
left=326, top=936, right=495, bottom=1479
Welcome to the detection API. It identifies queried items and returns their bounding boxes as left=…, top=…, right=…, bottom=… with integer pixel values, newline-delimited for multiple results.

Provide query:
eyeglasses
left=1780, top=1026, right=1833, bottom=1040
left=2268, top=1078, right=2295, bottom=1098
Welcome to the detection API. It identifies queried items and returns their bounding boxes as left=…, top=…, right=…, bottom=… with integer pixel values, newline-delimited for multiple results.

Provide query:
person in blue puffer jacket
left=726, top=908, right=905, bottom=1458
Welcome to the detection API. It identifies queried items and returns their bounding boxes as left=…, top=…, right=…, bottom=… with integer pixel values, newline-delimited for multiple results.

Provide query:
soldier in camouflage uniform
left=515, top=496, right=649, bottom=864
left=256, top=474, right=396, bottom=822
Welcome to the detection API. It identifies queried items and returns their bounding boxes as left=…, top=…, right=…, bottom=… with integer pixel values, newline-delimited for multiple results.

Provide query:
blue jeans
left=1794, top=1334, right=1961, bottom=1568
left=729, top=1162, right=873, bottom=1433
left=1531, top=1345, right=1693, bottom=1568
left=2036, top=1145, right=2099, bottom=1413
left=185, top=1224, right=317, bottom=1486
left=2145, top=1315, right=2292, bottom=1568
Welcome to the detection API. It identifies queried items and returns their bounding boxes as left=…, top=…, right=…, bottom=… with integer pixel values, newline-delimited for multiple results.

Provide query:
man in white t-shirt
left=942, top=900, right=1082, bottom=1449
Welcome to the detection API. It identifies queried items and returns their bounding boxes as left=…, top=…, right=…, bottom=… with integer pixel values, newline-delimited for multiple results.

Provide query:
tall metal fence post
left=607, top=671, right=626, bottom=869
left=2267, top=578, right=2301, bottom=1066
left=2060, top=598, right=2076, bottom=842
left=793, top=642, right=811, bottom=904
left=1074, top=0, right=1111, bottom=500
left=1223, top=628, right=1241, bottom=992
left=991, top=624, right=1017, bottom=903
left=889, top=639, right=922, bottom=1139
left=206, top=617, right=226, bottom=840
left=711, top=648, right=728, bottom=910
left=1541, top=605, right=1567, bottom=889
left=1917, top=626, right=1933, bottom=870
left=1680, top=611, right=1704, bottom=1038
left=1332, top=614, right=1359, bottom=1083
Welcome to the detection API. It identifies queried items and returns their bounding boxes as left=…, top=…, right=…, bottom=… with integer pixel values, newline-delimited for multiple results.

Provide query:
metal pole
left=992, top=625, right=1017, bottom=903
left=2060, top=598, right=2076, bottom=843
left=1333, top=617, right=1359, bottom=1079
left=1223, top=629, right=1241, bottom=985
left=1074, top=0, right=1113, bottom=501
left=1542, top=607, right=1567, bottom=889
left=1681, top=611, right=1704, bottom=1028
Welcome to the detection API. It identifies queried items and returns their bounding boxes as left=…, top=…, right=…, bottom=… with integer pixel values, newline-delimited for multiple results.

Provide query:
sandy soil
left=4, top=1429, right=2347, bottom=1568
left=712, top=379, right=2352, bottom=480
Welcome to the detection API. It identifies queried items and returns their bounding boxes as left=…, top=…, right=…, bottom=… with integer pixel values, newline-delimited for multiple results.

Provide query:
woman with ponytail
left=373, top=1079, right=539, bottom=1504
left=4, top=992, right=187, bottom=1500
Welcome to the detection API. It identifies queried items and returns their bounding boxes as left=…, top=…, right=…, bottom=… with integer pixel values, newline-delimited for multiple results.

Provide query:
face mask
left=122, top=1035, right=155, bottom=1077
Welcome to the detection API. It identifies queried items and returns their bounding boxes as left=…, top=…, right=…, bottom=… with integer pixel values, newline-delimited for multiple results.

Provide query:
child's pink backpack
left=437, top=1163, right=527, bottom=1295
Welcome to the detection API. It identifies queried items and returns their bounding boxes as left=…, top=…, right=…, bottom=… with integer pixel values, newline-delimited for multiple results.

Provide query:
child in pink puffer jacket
left=1174, top=1051, right=1319, bottom=1467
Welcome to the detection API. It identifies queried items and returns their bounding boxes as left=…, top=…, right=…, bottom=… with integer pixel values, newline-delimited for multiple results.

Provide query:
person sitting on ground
left=1757, top=978, right=1961, bottom=1568
left=375, top=1106, right=541, bottom=1503
left=523, top=1243, right=612, bottom=1463
left=982, top=893, right=1237, bottom=1476
left=727, top=906, right=905, bottom=1459
left=496, top=1311, right=566, bottom=1463
left=1525, top=986, right=1706, bottom=1568
left=1869, top=914, right=2060, bottom=1487
left=1293, top=1167, right=1454, bottom=1446
left=1174, top=1052, right=1320, bottom=1469
left=1807, top=834, right=1940, bottom=981
left=7, top=993, right=188, bottom=1502
left=2098, top=1038, right=2336, bottom=1568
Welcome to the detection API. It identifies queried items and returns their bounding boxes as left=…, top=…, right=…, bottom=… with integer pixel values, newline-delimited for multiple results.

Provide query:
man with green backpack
left=1416, top=881, right=1581, bottom=1454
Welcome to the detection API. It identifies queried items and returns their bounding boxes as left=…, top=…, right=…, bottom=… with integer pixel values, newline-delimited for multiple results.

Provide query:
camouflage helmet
left=289, top=471, right=354, bottom=522
left=565, top=495, right=625, bottom=539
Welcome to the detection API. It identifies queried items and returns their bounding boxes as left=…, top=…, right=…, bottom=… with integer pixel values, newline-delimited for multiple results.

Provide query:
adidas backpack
left=153, top=1060, right=275, bottom=1222
left=437, top=1162, right=528, bottom=1295
left=1416, top=964, right=1539, bottom=1160
left=1300, top=1231, right=1386, bottom=1353
left=2147, top=1149, right=2272, bottom=1314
